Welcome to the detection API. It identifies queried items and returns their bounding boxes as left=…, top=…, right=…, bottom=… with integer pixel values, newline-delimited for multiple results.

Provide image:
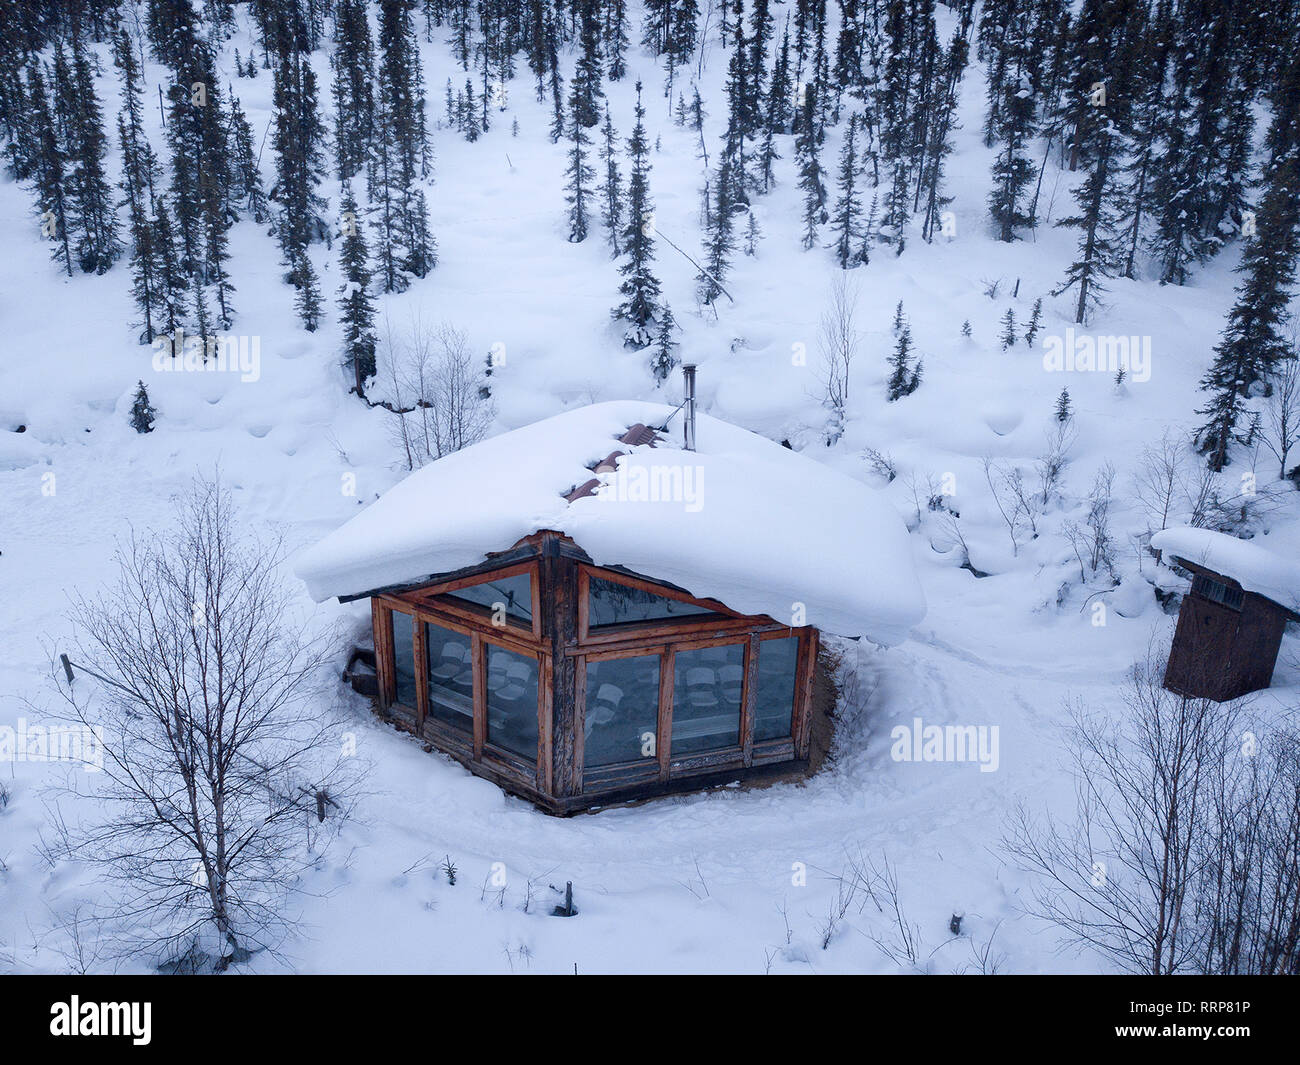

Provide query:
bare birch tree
left=817, top=273, right=861, bottom=445
left=1005, top=655, right=1236, bottom=973
left=385, top=315, right=495, bottom=470
left=49, top=476, right=359, bottom=971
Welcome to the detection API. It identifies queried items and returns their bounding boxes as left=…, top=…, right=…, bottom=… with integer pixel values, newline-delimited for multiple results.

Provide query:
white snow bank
left=295, top=401, right=926, bottom=644
left=1152, top=526, right=1300, bottom=614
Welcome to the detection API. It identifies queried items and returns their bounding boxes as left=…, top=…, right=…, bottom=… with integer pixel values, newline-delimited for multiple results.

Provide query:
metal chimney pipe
left=682, top=364, right=697, bottom=451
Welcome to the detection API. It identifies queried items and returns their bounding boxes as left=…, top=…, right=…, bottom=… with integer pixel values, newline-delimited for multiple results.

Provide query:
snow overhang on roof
left=1152, top=525, right=1300, bottom=616
left=294, top=401, right=927, bottom=645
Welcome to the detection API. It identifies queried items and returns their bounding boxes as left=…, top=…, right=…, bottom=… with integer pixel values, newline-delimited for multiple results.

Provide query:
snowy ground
left=1, top=6, right=1297, bottom=973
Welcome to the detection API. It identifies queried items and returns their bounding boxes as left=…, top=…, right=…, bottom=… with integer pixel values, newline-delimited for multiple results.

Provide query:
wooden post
left=741, top=634, right=760, bottom=767
left=541, top=537, right=581, bottom=798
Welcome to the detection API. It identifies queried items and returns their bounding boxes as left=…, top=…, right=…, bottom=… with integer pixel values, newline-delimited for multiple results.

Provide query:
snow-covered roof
left=1152, top=526, right=1300, bottom=615
left=295, top=401, right=926, bottom=644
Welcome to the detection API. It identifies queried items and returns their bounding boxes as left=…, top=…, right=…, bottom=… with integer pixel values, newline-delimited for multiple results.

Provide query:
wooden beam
left=372, top=600, right=395, bottom=706
left=543, top=538, right=581, bottom=799
left=657, top=650, right=675, bottom=782
left=792, top=629, right=819, bottom=760
left=741, top=633, right=760, bottom=768
left=471, top=631, right=486, bottom=759
left=413, top=617, right=429, bottom=727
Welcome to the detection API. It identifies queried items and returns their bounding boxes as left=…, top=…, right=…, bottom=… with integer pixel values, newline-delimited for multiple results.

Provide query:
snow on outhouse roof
left=1152, top=526, right=1300, bottom=615
left=295, top=401, right=926, bottom=644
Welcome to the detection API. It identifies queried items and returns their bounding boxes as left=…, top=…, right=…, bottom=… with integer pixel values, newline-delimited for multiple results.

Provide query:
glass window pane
left=588, top=575, right=715, bottom=627
left=392, top=611, right=417, bottom=708
left=671, top=644, right=743, bottom=755
left=584, top=654, right=660, bottom=768
left=425, top=622, right=474, bottom=733
left=486, top=644, right=539, bottom=762
left=755, top=637, right=799, bottom=741
left=444, top=571, right=533, bottom=622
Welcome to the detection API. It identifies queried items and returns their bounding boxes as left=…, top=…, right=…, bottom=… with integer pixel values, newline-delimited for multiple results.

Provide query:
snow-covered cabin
left=1152, top=527, right=1300, bottom=702
left=296, top=399, right=925, bottom=813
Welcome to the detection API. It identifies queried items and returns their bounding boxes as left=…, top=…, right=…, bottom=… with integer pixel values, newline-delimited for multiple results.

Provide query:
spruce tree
left=1023, top=297, right=1042, bottom=348
left=112, top=28, right=154, bottom=209
left=229, top=96, right=269, bottom=223
left=599, top=104, right=623, bottom=257
left=164, top=20, right=233, bottom=335
left=699, top=156, right=737, bottom=308
left=920, top=30, right=969, bottom=243
left=26, top=62, right=74, bottom=277
left=1000, top=307, right=1017, bottom=350
left=564, top=92, right=595, bottom=243
left=152, top=196, right=188, bottom=339
left=795, top=88, right=826, bottom=250
left=886, top=324, right=920, bottom=400
left=332, top=0, right=376, bottom=181
left=1054, top=387, right=1072, bottom=423
left=743, top=210, right=761, bottom=255
left=608, top=0, right=630, bottom=81
left=571, top=0, right=605, bottom=128
left=130, top=381, right=157, bottom=433
left=53, top=40, right=121, bottom=274
left=652, top=302, right=678, bottom=383
left=827, top=113, right=865, bottom=268
left=271, top=38, right=327, bottom=324
left=1196, top=158, right=1300, bottom=471
left=987, top=43, right=1036, bottom=242
left=613, top=82, right=662, bottom=346
left=372, top=0, right=436, bottom=288
left=120, top=116, right=162, bottom=344
left=338, top=189, right=378, bottom=395
left=1053, top=120, right=1122, bottom=323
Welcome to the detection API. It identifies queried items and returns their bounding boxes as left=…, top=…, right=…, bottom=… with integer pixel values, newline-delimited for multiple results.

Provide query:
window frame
left=574, top=628, right=806, bottom=790
left=575, top=643, right=672, bottom=790
left=374, top=594, right=549, bottom=792
left=371, top=553, right=817, bottom=805
left=408, top=560, right=543, bottom=640
left=749, top=629, right=805, bottom=761
left=577, top=563, right=764, bottom=647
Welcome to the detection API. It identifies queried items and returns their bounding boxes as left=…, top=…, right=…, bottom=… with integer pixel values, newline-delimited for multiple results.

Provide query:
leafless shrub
left=1261, top=353, right=1300, bottom=482
left=1004, top=652, right=1241, bottom=974
left=817, top=878, right=856, bottom=949
left=931, top=508, right=972, bottom=567
left=50, top=904, right=108, bottom=975
left=679, top=852, right=711, bottom=899
left=1036, top=419, right=1077, bottom=506
left=502, top=941, right=533, bottom=971
left=861, top=852, right=923, bottom=968
left=983, top=457, right=1030, bottom=554
left=863, top=447, right=897, bottom=483
left=902, top=470, right=942, bottom=529
left=965, top=920, right=1007, bottom=975
left=1186, top=455, right=1289, bottom=532
left=817, top=273, right=861, bottom=445
left=1064, top=463, right=1116, bottom=582
left=480, top=874, right=507, bottom=909
left=981, top=276, right=1002, bottom=300
left=46, top=476, right=360, bottom=971
left=384, top=316, right=495, bottom=470
left=1134, top=429, right=1188, bottom=550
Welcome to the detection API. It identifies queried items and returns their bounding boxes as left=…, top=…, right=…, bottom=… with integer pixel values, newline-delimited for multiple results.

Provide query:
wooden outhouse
left=1152, top=527, right=1300, bottom=702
